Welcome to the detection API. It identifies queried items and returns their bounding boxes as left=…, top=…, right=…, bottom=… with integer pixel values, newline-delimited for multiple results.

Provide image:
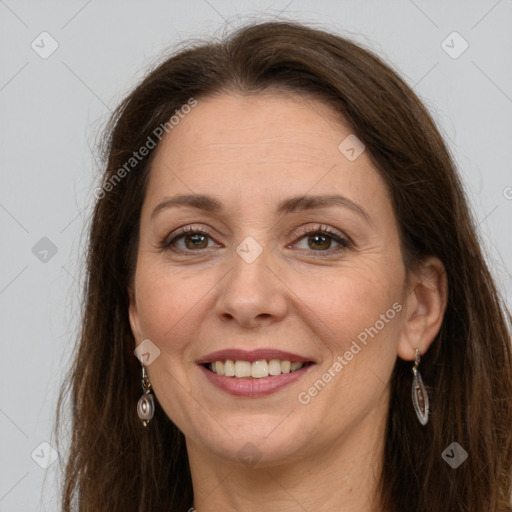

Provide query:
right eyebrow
left=151, top=194, right=222, bottom=220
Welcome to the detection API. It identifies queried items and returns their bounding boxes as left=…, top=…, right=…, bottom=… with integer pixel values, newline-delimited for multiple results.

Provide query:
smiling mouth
left=204, top=359, right=313, bottom=379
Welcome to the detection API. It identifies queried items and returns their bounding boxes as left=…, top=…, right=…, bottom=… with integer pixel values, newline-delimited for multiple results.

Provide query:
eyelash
left=160, top=224, right=352, bottom=256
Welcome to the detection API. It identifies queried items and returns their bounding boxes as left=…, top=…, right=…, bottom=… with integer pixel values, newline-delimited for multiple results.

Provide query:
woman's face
left=129, top=91, right=411, bottom=466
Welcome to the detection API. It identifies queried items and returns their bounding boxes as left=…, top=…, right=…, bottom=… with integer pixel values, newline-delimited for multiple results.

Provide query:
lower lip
left=199, top=364, right=314, bottom=397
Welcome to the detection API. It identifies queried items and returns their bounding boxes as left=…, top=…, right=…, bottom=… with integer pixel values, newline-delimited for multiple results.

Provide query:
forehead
left=143, top=92, right=388, bottom=217
left=154, top=92, right=350, bottom=167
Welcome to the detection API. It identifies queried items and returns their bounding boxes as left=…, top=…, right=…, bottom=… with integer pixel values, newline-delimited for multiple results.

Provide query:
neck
left=186, top=409, right=386, bottom=512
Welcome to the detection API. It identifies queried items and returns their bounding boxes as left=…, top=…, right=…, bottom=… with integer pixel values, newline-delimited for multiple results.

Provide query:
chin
left=188, top=414, right=315, bottom=467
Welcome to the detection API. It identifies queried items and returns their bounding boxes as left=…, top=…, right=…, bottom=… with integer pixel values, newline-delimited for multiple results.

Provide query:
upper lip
left=196, top=349, right=314, bottom=365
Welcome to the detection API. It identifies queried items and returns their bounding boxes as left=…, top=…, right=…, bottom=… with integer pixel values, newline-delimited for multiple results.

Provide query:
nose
left=215, top=248, right=288, bottom=329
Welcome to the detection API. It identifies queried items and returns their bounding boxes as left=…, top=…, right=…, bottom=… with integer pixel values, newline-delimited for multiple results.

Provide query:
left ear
left=397, top=256, right=448, bottom=361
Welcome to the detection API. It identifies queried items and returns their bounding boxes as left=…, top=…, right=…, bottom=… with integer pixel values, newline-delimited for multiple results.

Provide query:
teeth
left=269, top=359, right=281, bottom=375
left=213, top=361, right=225, bottom=375
left=251, top=360, right=269, bottom=378
left=224, top=360, right=235, bottom=377
left=209, top=359, right=306, bottom=378
left=234, top=361, right=251, bottom=378
left=281, top=361, right=291, bottom=373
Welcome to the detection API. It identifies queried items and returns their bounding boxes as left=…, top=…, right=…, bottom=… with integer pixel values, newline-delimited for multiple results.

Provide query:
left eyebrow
left=150, top=193, right=373, bottom=226
left=276, top=194, right=373, bottom=226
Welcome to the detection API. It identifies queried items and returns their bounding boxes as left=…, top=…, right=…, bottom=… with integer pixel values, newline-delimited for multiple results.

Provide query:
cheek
left=134, top=262, right=202, bottom=347
left=292, top=261, right=404, bottom=355
left=296, top=268, right=404, bottom=416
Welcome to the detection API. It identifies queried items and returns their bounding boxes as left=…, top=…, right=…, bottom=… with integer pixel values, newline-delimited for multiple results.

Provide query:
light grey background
left=1, top=1, right=511, bottom=510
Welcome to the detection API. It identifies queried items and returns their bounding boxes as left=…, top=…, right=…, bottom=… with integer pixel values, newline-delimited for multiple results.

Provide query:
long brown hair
left=56, top=20, right=512, bottom=511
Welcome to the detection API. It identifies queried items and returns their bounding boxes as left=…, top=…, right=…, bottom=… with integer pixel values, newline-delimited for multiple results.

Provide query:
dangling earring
left=411, top=349, right=429, bottom=426
left=137, top=365, right=155, bottom=427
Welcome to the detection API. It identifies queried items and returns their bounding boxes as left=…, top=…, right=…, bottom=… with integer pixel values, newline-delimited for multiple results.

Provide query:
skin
left=128, top=91, right=447, bottom=512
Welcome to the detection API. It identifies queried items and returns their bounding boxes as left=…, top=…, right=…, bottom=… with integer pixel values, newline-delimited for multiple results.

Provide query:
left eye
left=293, top=229, right=350, bottom=252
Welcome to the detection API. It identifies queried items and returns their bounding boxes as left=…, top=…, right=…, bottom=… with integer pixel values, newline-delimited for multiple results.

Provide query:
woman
left=56, top=21, right=512, bottom=511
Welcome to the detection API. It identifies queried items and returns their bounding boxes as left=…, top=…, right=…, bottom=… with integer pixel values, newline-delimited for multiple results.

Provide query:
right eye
left=161, top=226, right=221, bottom=252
